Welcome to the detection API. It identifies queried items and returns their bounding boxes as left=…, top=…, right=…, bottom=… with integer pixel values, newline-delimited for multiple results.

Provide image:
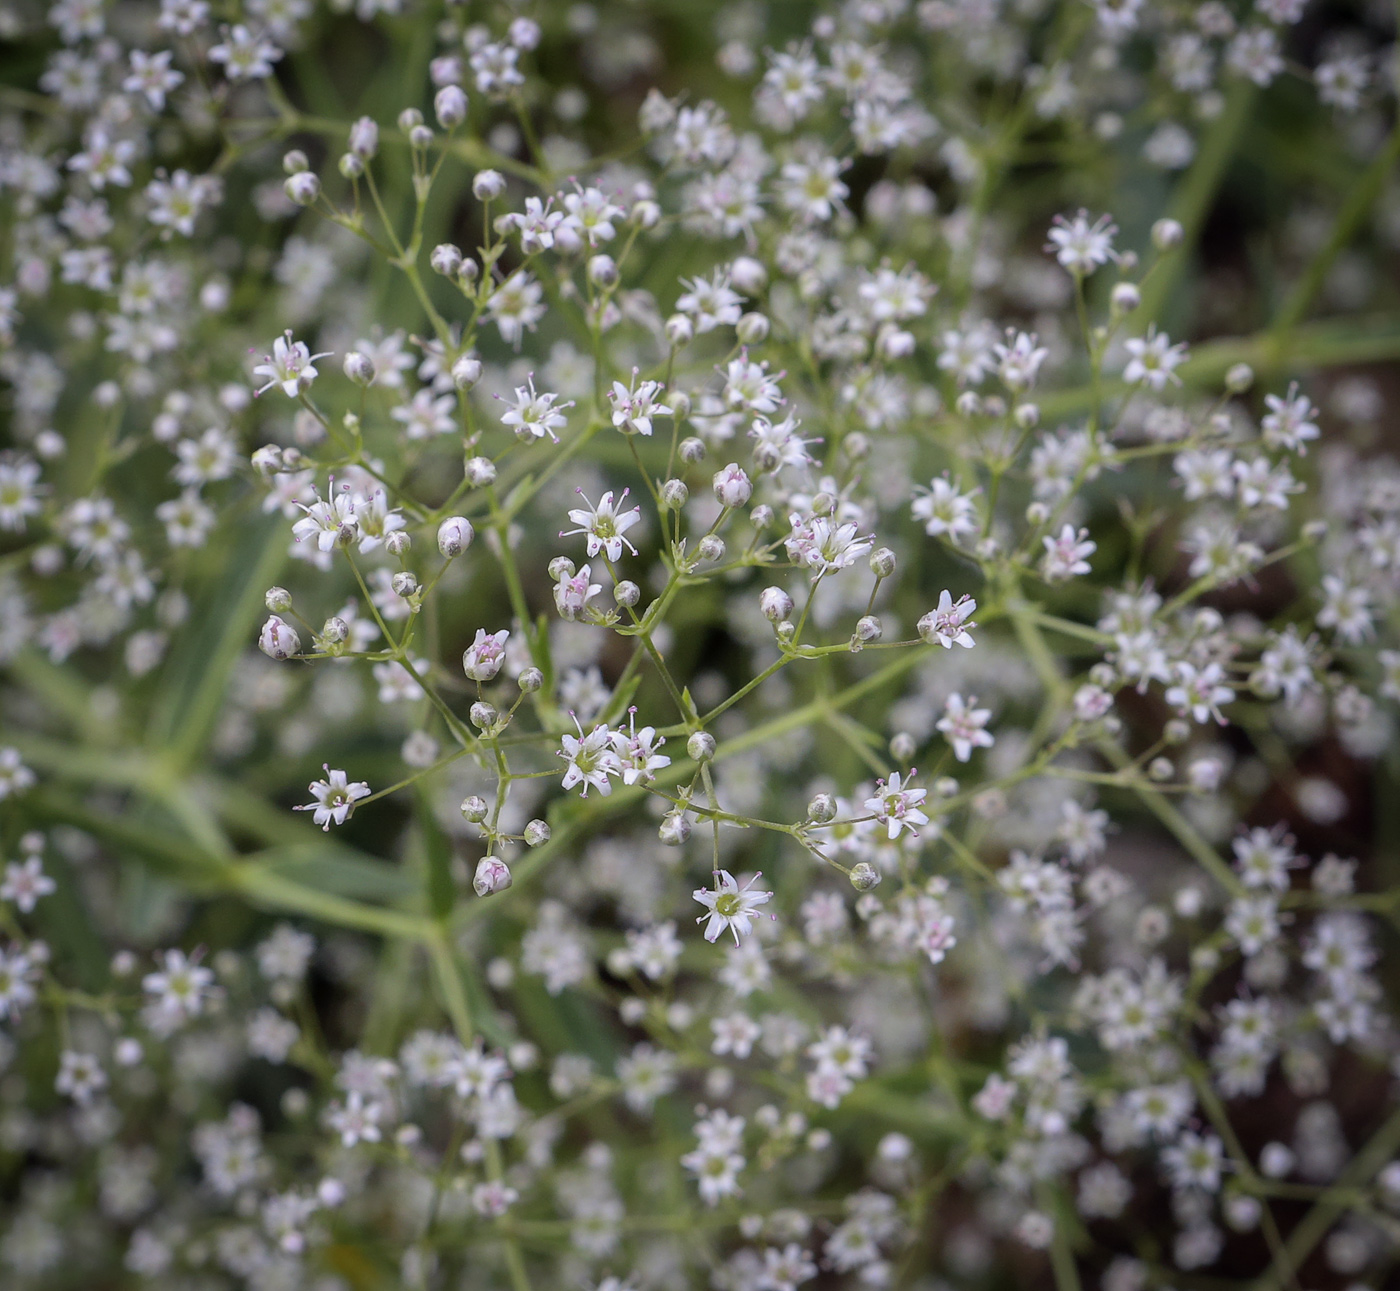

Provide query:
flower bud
left=464, top=455, right=496, bottom=487
left=397, top=108, right=424, bottom=133
left=282, top=149, right=310, bottom=175
left=435, top=85, right=469, bottom=128
left=518, top=667, right=543, bottom=692
left=343, top=351, right=375, bottom=386
left=750, top=503, right=774, bottom=529
left=320, top=615, right=349, bottom=645
left=631, top=199, right=661, bottom=228
left=1110, top=281, right=1140, bottom=315
left=696, top=535, right=724, bottom=562
left=547, top=555, right=576, bottom=581
left=730, top=255, right=767, bottom=293
left=348, top=115, right=379, bottom=159
left=284, top=172, right=321, bottom=206
left=1014, top=402, right=1040, bottom=430
left=338, top=153, right=364, bottom=180
left=687, top=731, right=716, bottom=762
left=713, top=463, right=752, bottom=508
left=391, top=571, right=418, bottom=598
left=431, top=243, right=464, bottom=277
left=1151, top=218, right=1183, bottom=250
left=264, top=586, right=292, bottom=613
left=869, top=547, right=896, bottom=578
left=1148, top=757, right=1174, bottom=782
left=736, top=311, right=769, bottom=344
left=251, top=444, right=283, bottom=476
left=760, top=586, right=793, bottom=622
left=386, top=531, right=411, bottom=556
left=844, top=431, right=871, bottom=461
left=850, top=861, right=881, bottom=891
left=679, top=436, right=706, bottom=463
left=661, top=479, right=689, bottom=510
left=588, top=254, right=618, bottom=287
left=473, top=169, right=506, bottom=201
left=955, top=391, right=982, bottom=418
left=452, top=355, right=483, bottom=390
left=473, top=855, right=512, bottom=897
left=614, top=580, right=640, bottom=607
left=807, top=793, right=837, bottom=823
left=438, top=516, right=474, bottom=557
left=470, top=701, right=498, bottom=730
left=855, top=614, right=882, bottom=642
left=659, top=813, right=691, bottom=846
left=665, top=314, right=693, bottom=346
left=1224, top=362, right=1254, bottom=393
left=890, top=732, right=916, bottom=762
left=259, top=615, right=300, bottom=660
left=524, top=819, right=550, bottom=847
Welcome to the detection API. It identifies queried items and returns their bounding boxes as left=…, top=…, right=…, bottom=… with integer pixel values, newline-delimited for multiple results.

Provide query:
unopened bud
left=713, top=463, right=752, bottom=508
left=588, top=255, right=618, bottom=287
left=284, top=172, right=321, bottom=206
left=391, top=571, right=418, bottom=598
left=469, top=701, right=498, bottom=730
left=661, top=479, right=689, bottom=510
left=461, top=795, right=489, bottom=823
left=320, top=616, right=348, bottom=645
left=659, top=813, right=691, bottom=846
left=687, top=731, right=716, bottom=762
left=1151, top=218, right=1183, bottom=250
left=696, top=535, right=724, bottom=562
left=855, top=614, right=882, bottom=642
left=890, top=732, right=916, bottom=762
left=665, top=314, right=693, bottom=346
left=518, top=666, right=544, bottom=693
left=1224, top=363, right=1254, bottom=393
left=431, top=243, right=464, bottom=277
left=850, top=861, right=881, bottom=891
left=807, top=793, right=837, bottom=824
left=472, top=169, right=506, bottom=201
left=264, top=586, right=292, bottom=613
left=473, top=855, right=512, bottom=896
left=869, top=547, right=896, bottom=578
left=1110, top=282, right=1140, bottom=315
left=437, top=516, right=474, bottom=557
left=736, top=312, right=769, bottom=344
left=259, top=615, right=300, bottom=660
left=760, top=586, right=793, bottom=622
left=435, top=85, right=469, bottom=128
left=679, top=436, right=706, bottom=463
left=614, top=580, right=640, bottom=607
left=523, top=819, right=550, bottom=847
left=343, top=351, right=375, bottom=386
left=282, top=149, right=310, bottom=175
left=452, top=356, right=483, bottom=390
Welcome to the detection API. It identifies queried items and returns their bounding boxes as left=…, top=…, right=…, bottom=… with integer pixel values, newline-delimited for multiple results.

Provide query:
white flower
left=864, top=772, right=929, bottom=840
left=562, top=488, right=642, bottom=562
left=1046, top=209, right=1117, bottom=275
left=500, top=377, right=573, bottom=443
left=937, top=693, right=993, bottom=763
left=693, top=870, right=774, bottom=945
left=1165, top=661, right=1235, bottom=725
left=1042, top=524, right=1096, bottom=580
left=558, top=718, right=622, bottom=797
left=911, top=476, right=979, bottom=541
left=610, top=709, right=671, bottom=785
left=918, top=590, right=977, bottom=649
left=253, top=330, right=327, bottom=398
left=292, top=488, right=357, bottom=552
left=295, top=767, right=371, bottom=830
left=1122, top=326, right=1188, bottom=390
left=608, top=373, right=672, bottom=436
left=0, top=856, right=55, bottom=913
left=143, top=948, right=214, bottom=1022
